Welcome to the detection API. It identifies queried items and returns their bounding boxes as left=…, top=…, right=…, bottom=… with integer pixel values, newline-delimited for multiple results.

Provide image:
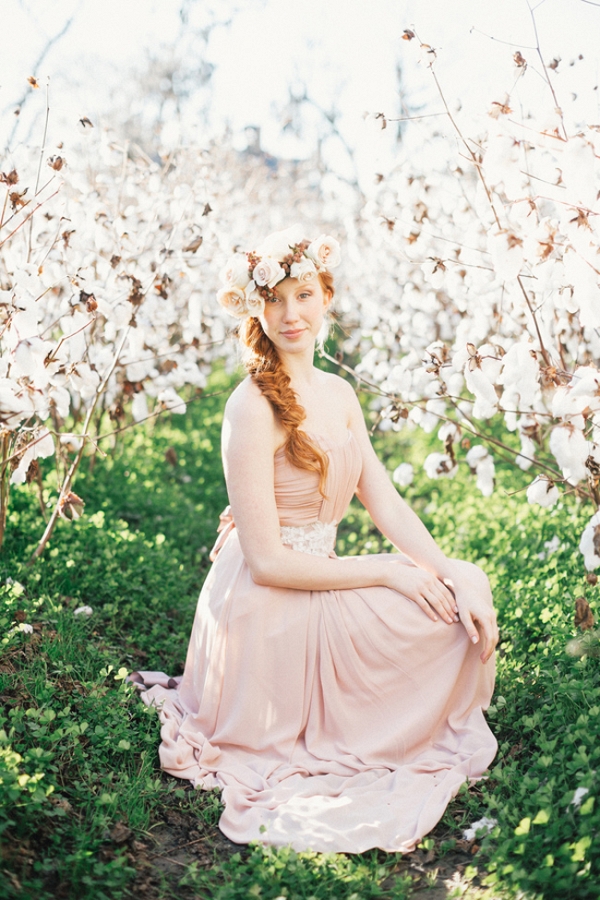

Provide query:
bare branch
left=4, top=9, right=80, bottom=150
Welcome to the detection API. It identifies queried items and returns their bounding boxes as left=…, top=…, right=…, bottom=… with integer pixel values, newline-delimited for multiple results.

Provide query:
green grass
left=1, top=366, right=599, bottom=899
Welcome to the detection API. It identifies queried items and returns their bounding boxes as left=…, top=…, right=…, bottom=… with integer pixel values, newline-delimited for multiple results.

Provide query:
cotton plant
left=336, top=35, right=600, bottom=570
left=0, top=99, right=350, bottom=557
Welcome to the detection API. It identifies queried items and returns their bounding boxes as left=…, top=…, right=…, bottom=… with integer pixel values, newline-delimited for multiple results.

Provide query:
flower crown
left=217, top=224, right=341, bottom=320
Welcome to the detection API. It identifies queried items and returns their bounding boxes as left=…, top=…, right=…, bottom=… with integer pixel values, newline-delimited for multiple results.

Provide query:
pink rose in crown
left=253, top=257, right=286, bottom=289
left=306, top=235, right=341, bottom=270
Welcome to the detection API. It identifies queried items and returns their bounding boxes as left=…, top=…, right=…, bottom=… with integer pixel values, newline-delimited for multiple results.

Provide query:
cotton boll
left=158, top=388, right=186, bottom=414
left=10, top=428, right=55, bottom=485
left=498, top=343, right=540, bottom=409
left=551, top=385, right=592, bottom=422
left=474, top=455, right=495, bottom=496
left=466, top=445, right=489, bottom=467
left=561, top=137, right=597, bottom=209
left=563, top=249, right=600, bottom=328
left=488, top=231, right=524, bottom=281
left=549, top=426, right=589, bottom=484
left=438, top=421, right=459, bottom=442
left=464, top=365, right=498, bottom=419
left=526, top=477, right=560, bottom=508
left=392, top=463, right=414, bottom=487
left=423, top=452, right=457, bottom=479
left=579, top=511, right=600, bottom=570
left=465, top=445, right=495, bottom=497
left=131, top=391, right=149, bottom=423
left=516, top=434, right=536, bottom=470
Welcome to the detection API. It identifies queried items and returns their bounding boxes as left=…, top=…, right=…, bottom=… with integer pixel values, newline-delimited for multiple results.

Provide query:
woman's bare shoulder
left=223, top=377, right=279, bottom=447
left=318, top=371, right=361, bottom=411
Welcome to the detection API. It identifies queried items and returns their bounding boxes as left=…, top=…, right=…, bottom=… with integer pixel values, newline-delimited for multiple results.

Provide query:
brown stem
left=0, top=433, right=11, bottom=551
left=27, top=80, right=51, bottom=263
left=516, top=274, right=552, bottom=366
left=526, top=1, right=568, bottom=141
left=28, top=326, right=131, bottom=564
left=321, top=350, right=590, bottom=500
left=35, top=463, right=48, bottom=521
left=0, top=188, right=60, bottom=251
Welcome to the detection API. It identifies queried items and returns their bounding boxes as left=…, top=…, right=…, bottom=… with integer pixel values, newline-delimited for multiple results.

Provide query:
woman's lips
left=281, top=329, right=305, bottom=338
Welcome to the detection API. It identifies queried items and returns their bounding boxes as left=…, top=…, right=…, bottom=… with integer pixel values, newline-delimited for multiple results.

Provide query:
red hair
left=239, top=272, right=334, bottom=495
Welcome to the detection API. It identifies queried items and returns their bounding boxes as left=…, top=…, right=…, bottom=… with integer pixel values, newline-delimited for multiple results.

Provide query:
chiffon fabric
left=131, top=430, right=497, bottom=853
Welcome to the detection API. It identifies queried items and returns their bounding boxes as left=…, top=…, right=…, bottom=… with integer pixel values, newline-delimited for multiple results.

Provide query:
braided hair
left=239, top=272, right=334, bottom=495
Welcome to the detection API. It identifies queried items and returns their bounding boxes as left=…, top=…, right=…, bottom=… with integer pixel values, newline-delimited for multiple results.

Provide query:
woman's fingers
left=414, top=595, right=439, bottom=622
left=426, top=583, right=459, bottom=623
left=480, top=613, right=499, bottom=663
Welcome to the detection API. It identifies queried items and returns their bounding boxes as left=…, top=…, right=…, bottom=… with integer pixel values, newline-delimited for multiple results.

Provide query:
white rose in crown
left=253, top=257, right=286, bottom=288
left=245, top=282, right=265, bottom=316
left=220, top=254, right=251, bottom=290
left=257, top=224, right=305, bottom=260
left=217, top=286, right=248, bottom=318
left=290, top=258, right=318, bottom=282
left=307, top=235, right=341, bottom=270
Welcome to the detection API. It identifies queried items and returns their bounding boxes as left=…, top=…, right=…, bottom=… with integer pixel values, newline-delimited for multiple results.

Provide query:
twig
left=28, top=326, right=131, bottom=564
left=516, top=275, right=552, bottom=366
left=0, top=433, right=11, bottom=551
left=526, top=0, right=568, bottom=141
left=4, top=12, right=78, bottom=150
left=93, top=385, right=237, bottom=443
left=0, top=188, right=61, bottom=251
left=321, top=350, right=585, bottom=496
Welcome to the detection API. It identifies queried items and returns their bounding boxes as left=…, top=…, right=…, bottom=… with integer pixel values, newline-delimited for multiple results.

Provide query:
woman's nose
left=281, top=299, right=300, bottom=322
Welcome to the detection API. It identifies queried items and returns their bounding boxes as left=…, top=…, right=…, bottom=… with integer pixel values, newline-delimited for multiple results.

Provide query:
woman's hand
left=385, top=562, right=459, bottom=625
left=443, top=560, right=498, bottom=664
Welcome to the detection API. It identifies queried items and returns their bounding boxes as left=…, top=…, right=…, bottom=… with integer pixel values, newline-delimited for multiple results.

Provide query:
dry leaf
left=28, top=76, right=40, bottom=89
left=183, top=235, right=203, bottom=253
left=514, top=51, right=527, bottom=68
left=165, top=447, right=178, bottom=467
left=575, top=596, right=595, bottom=631
left=109, top=822, right=132, bottom=845
left=79, top=116, right=94, bottom=128
left=9, top=188, right=28, bottom=211
left=489, top=101, right=513, bottom=119
left=402, top=29, right=415, bottom=41
left=0, top=169, right=19, bottom=185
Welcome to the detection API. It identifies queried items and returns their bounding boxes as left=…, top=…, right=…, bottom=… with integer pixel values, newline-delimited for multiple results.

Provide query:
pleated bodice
left=274, top=430, right=361, bottom=527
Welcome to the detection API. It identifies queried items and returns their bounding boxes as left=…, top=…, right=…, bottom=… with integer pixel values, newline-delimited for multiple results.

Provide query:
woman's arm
left=222, top=380, right=457, bottom=626
left=345, top=381, right=498, bottom=661
left=222, top=380, right=407, bottom=593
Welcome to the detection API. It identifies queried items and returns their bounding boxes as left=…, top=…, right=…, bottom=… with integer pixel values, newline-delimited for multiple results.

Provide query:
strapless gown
left=131, top=431, right=497, bottom=853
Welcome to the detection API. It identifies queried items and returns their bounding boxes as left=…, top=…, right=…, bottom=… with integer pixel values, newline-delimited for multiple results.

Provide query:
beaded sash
left=280, top=521, right=337, bottom=557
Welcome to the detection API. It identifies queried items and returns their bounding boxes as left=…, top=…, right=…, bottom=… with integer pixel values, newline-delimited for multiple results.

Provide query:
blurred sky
left=1, top=0, right=599, bottom=181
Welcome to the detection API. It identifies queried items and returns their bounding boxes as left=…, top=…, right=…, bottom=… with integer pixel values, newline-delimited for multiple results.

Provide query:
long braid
left=239, top=272, right=335, bottom=495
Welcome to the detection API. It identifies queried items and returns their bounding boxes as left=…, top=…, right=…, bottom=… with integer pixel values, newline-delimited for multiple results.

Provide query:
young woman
left=131, top=225, right=498, bottom=854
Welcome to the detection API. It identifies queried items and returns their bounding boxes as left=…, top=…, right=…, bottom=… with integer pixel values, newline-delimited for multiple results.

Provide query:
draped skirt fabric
left=132, top=432, right=497, bottom=853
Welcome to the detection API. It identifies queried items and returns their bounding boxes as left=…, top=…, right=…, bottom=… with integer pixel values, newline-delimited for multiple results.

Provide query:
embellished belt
left=280, top=521, right=337, bottom=557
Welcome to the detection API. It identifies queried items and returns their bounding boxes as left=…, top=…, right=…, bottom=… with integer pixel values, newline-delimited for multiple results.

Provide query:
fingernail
left=453, top=615, right=459, bottom=622
left=471, top=635, right=478, bottom=643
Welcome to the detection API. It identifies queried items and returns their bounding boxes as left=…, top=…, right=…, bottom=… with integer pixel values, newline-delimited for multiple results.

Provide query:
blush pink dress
left=131, top=431, right=497, bottom=853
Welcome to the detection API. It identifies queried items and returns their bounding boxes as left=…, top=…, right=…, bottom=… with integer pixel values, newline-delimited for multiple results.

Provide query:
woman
left=132, top=225, right=498, bottom=854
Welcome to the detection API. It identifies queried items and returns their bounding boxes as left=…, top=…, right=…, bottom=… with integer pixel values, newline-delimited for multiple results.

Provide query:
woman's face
left=259, top=276, right=331, bottom=356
